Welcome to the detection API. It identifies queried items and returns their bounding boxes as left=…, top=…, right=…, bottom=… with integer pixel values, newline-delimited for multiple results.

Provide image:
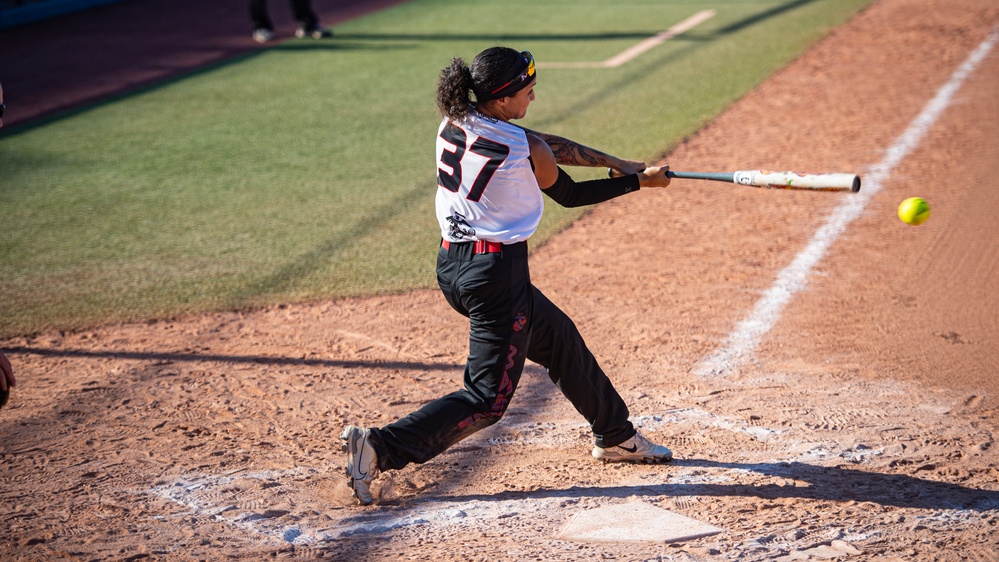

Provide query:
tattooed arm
left=520, top=127, right=647, bottom=175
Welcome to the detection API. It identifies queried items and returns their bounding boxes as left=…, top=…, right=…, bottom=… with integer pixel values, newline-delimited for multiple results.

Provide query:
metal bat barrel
left=734, top=171, right=861, bottom=192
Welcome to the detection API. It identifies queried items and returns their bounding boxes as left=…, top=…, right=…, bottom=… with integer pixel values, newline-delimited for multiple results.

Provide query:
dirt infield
left=2, top=0, right=999, bottom=560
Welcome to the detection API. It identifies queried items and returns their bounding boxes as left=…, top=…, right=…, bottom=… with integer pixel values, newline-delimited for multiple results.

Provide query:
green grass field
left=0, top=0, right=873, bottom=337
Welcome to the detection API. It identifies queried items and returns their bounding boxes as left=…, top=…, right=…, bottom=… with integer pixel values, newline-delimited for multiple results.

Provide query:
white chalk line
left=149, top=374, right=997, bottom=546
left=141, top=410, right=834, bottom=545
left=695, top=27, right=999, bottom=377
left=539, top=10, right=716, bottom=69
left=145, top=439, right=895, bottom=546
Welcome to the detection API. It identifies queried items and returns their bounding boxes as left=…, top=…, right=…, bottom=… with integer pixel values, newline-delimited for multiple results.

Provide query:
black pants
left=370, top=241, right=635, bottom=471
left=250, top=0, right=319, bottom=31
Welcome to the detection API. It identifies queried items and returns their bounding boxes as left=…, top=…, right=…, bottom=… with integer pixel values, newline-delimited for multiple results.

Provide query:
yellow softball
left=897, top=197, right=930, bottom=225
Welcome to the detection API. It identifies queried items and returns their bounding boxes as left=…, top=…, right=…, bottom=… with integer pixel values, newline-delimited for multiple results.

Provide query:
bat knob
left=851, top=176, right=862, bottom=193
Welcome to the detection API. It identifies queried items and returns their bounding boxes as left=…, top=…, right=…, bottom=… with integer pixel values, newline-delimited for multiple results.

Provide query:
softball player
left=341, top=47, right=673, bottom=505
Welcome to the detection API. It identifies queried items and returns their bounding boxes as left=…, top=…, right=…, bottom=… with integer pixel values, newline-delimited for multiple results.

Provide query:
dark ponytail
left=436, top=57, right=474, bottom=121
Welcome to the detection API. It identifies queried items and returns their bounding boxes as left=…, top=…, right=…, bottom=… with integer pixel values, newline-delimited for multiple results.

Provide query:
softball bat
left=612, top=168, right=861, bottom=192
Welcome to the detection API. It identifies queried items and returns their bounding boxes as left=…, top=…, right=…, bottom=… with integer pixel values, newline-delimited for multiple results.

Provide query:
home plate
left=558, top=501, right=723, bottom=543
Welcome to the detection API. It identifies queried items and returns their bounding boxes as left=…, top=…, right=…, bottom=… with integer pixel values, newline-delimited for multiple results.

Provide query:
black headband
left=476, top=51, right=536, bottom=102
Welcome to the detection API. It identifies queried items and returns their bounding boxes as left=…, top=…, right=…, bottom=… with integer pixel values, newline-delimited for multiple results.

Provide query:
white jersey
left=435, top=111, right=543, bottom=244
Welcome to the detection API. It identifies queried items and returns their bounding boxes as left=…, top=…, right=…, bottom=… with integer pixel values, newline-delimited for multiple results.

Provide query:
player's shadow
left=424, top=458, right=999, bottom=512
left=6, top=345, right=460, bottom=373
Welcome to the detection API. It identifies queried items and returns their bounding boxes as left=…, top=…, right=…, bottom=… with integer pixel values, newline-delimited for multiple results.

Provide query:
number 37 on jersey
left=437, top=121, right=511, bottom=202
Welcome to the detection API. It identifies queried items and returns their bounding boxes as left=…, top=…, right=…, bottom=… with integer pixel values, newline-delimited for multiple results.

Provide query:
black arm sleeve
left=541, top=167, right=641, bottom=208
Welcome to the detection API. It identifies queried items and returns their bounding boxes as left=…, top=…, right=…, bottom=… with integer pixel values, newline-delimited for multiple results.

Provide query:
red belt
left=442, top=240, right=504, bottom=254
